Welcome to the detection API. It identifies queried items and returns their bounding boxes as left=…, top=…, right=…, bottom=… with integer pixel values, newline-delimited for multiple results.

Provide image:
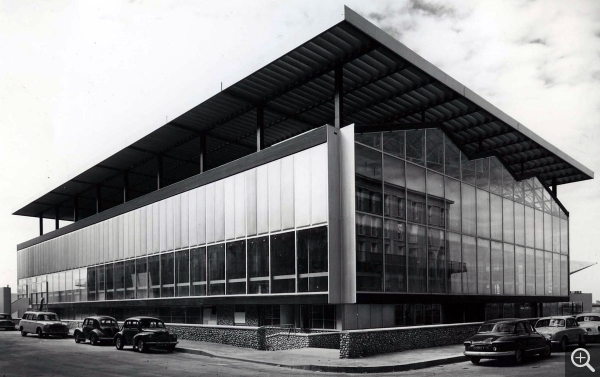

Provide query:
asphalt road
left=0, top=329, right=583, bottom=377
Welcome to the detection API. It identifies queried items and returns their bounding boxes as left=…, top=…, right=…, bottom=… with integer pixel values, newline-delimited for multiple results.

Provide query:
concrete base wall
left=339, top=322, right=481, bottom=358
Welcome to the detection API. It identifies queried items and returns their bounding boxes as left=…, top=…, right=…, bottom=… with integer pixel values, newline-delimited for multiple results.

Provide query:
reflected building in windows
left=14, top=7, right=593, bottom=330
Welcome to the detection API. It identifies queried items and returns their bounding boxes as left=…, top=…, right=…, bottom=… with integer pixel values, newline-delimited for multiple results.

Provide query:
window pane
left=148, top=255, right=160, bottom=298
left=114, top=262, right=124, bottom=300
left=176, top=249, right=190, bottom=297
left=502, top=198, right=514, bottom=244
left=477, top=189, right=490, bottom=238
left=406, top=164, right=426, bottom=224
left=503, top=243, right=514, bottom=295
left=514, top=181, right=524, bottom=204
left=445, top=178, right=461, bottom=232
left=136, top=257, right=148, bottom=299
left=248, top=237, right=269, bottom=294
left=444, top=135, right=460, bottom=179
left=208, top=244, right=225, bottom=295
left=560, top=219, right=568, bottom=254
left=406, top=130, right=425, bottom=166
left=124, top=260, right=135, bottom=299
left=356, top=132, right=381, bottom=149
left=96, top=265, right=105, bottom=301
left=544, top=251, right=553, bottom=296
left=427, top=172, right=444, bottom=228
left=355, top=144, right=382, bottom=215
left=356, top=214, right=383, bottom=292
left=297, top=226, right=328, bottom=293
left=384, top=220, right=406, bottom=292
left=105, top=264, right=114, bottom=300
left=382, top=130, right=404, bottom=158
left=428, top=228, right=445, bottom=293
left=515, top=204, right=525, bottom=246
left=383, top=155, right=406, bottom=220
left=407, top=224, right=426, bottom=293
left=525, top=206, right=535, bottom=248
left=535, top=210, right=544, bottom=250
left=489, top=158, right=502, bottom=195
left=553, top=253, right=560, bottom=296
left=190, top=247, right=207, bottom=296
left=552, top=216, right=560, bottom=252
left=270, top=232, right=295, bottom=293
left=536, top=249, right=544, bottom=296
left=491, top=241, right=503, bottom=295
left=525, top=248, right=535, bottom=295
left=426, top=129, right=444, bottom=173
left=446, top=232, right=461, bottom=294
left=461, top=154, right=476, bottom=185
left=161, top=252, right=174, bottom=298
left=490, top=195, right=502, bottom=241
left=226, top=240, right=246, bottom=295
left=502, top=169, right=514, bottom=200
left=461, top=184, right=476, bottom=235
left=477, top=239, right=490, bottom=295
left=560, top=255, right=568, bottom=296
left=515, top=246, right=525, bottom=295
left=544, top=213, right=552, bottom=251
left=462, top=236, right=477, bottom=294
left=475, top=159, right=489, bottom=190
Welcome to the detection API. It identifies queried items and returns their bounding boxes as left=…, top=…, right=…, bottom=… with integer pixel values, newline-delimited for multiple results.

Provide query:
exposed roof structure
left=14, top=6, right=593, bottom=222
left=570, top=260, right=598, bottom=275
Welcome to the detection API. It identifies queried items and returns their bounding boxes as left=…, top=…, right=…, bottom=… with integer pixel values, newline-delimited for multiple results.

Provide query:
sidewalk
left=175, top=339, right=467, bottom=373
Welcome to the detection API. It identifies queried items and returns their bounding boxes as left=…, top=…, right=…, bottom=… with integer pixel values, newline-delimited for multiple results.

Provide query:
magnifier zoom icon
left=572, top=348, right=595, bottom=372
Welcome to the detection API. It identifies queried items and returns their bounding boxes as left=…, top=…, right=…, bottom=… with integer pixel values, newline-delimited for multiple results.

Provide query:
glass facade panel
left=477, top=189, right=490, bottom=238
left=445, top=178, right=461, bottom=232
left=426, top=129, right=444, bottom=173
left=406, top=164, right=426, bottom=224
left=148, top=255, right=160, bottom=298
left=190, top=247, right=207, bottom=296
left=408, top=224, right=426, bottom=293
left=476, top=159, right=489, bottom=190
left=503, top=243, right=514, bottom=295
left=406, top=130, right=425, bottom=166
left=552, top=216, right=560, bottom=252
left=96, top=265, right=105, bottom=301
left=297, top=226, right=328, bottom=292
left=356, top=213, right=383, bottom=292
left=356, top=132, right=381, bottom=149
left=270, top=232, right=295, bottom=293
left=461, top=184, right=476, bottom=235
left=226, top=240, right=246, bottom=295
left=552, top=252, right=560, bottom=296
left=525, top=206, right=535, bottom=248
left=525, top=248, right=535, bottom=295
left=444, top=134, right=460, bottom=179
left=245, top=170, right=257, bottom=236
left=427, top=171, right=444, bottom=227
left=515, top=204, right=525, bottom=246
left=113, top=262, right=124, bottom=300
left=428, top=228, right=445, bottom=293
left=176, top=249, right=190, bottom=297
left=208, top=244, right=225, bottom=295
left=124, top=260, right=135, bottom=299
left=489, top=158, right=502, bottom=195
left=447, top=232, right=461, bottom=294
left=490, top=194, right=503, bottom=241
left=356, top=144, right=382, bottom=215
left=461, top=153, right=476, bottom=185
left=560, top=255, right=568, bottom=296
left=161, top=252, right=175, bottom=298
left=463, top=236, right=477, bottom=294
left=382, top=130, right=404, bottom=158
left=535, top=250, right=544, bottom=296
left=477, top=239, right=490, bottom=295
left=515, top=246, right=525, bottom=295
left=560, top=219, right=568, bottom=254
left=535, top=210, right=544, bottom=250
left=544, top=213, right=552, bottom=251
left=502, top=198, right=514, bottom=244
left=383, top=155, right=406, bottom=220
left=502, top=168, right=514, bottom=200
left=248, top=237, right=269, bottom=294
left=545, top=251, right=552, bottom=296
left=491, top=241, right=503, bottom=295
left=384, top=220, right=406, bottom=292
left=136, top=257, right=147, bottom=299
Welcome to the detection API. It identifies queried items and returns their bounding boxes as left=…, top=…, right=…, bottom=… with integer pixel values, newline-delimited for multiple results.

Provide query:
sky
left=1, top=0, right=599, bottom=299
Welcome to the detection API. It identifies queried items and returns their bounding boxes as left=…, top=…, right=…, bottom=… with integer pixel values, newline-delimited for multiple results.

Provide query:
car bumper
left=464, top=350, right=516, bottom=357
left=145, top=341, right=178, bottom=348
left=0, top=325, right=15, bottom=330
left=43, top=329, right=69, bottom=335
left=585, top=334, right=600, bottom=342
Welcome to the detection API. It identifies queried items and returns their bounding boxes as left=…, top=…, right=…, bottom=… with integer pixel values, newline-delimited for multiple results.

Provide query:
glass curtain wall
left=355, top=128, right=569, bottom=296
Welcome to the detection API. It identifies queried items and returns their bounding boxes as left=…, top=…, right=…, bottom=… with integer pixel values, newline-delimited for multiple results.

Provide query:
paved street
left=0, top=329, right=579, bottom=376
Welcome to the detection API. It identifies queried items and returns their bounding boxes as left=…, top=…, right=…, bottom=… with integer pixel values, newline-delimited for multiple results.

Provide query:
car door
left=567, top=318, right=579, bottom=343
left=515, top=322, right=530, bottom=351
left=24, top=314, right=35, bottom=332
left=525, top=321, right=545, bottom=349
left=123, top=320, right=138, bottom=344
left=82, top=319, right=91, bottom=338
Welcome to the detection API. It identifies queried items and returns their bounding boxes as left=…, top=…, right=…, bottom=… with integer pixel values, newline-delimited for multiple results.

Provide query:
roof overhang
left=14, top=6, right=593, bottom=221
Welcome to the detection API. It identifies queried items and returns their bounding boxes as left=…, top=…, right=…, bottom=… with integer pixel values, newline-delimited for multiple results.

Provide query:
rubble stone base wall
left=339, top=323, right=480, bottom=358
left=169, top=324, right=260, bottom=349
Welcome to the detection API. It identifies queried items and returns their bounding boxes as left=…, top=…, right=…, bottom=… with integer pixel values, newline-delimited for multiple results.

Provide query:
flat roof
left=14, top=6, right=593, bottom=221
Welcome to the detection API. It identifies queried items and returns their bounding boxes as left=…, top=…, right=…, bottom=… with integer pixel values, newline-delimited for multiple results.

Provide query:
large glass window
left=444, top=134, right=460, bottom=179
left=406, top=164, right=426, bottom=224
left=96, top=265, right=105, bottom=301
left=383, top=155, right=406, bottom=220
left=382, top=130, right=404, bottom=158
left=477, top=239, right=490, bottom=295
left=426, top=129, right=444, bottom=173
left=408, top=224, right=427, bottom=293
left=270, top=232, right=295, bottom=293
left=525, top=207, right=535, bottom=248
left=384, top=220, right=406, bottom=292
left=490, top=195, right=503, bottom=241
left=356, top=132, right=381, bottom=149
left=248, top=237, right=269, bottom=294
left=428, top=229, right=445, bottom=293
left=124, top=260, right=135, bottom=299
left=226, top=240, right=246, bottom=295
left=113, top=262, right=123, bottom=300
left=355, top=144, right=382, bottom=215
left=190, top=247, right=207, bottom=296
left=356, top=214, right=383, bottom=292
left=503, top=243, right=514, bottom=295
left=445, top=178, right=461, bottom=232
left=208, top=244, right=225, bottom=295
left=515, top=246, right=525, bottom=295
left=148, top=255, right=160, bottom=298
left=489, top=158, right=502, bottom=195
left=477, top=189, right=490, bottom=238
left=536, top=250, right=544, bottom=296
left=560, top=255, right=568, bottom=296
left=476, top=159, right=489, bottom=191
left=560, top=219, right=568, bottom=254
left=297, top=226, right=328, bottom=293
left=491, top=241, right=503, bottom=295
left=136, top=257, right=148, bottom=299
left=525, top=248, right=535, bottom=295
left=87, top=267, right=96, bottom=301
left=535, top=210, right=544, bottom=250
left=176, top=249, right=190, bottom=297
left=553, top=252, right=560, bottom=296
left=515, top=204, right=525, bottom=246
left=462, top=236, right=476, bottom=294
left=545, top=251, right=553, bottom=296
left=461, top=154, right=476, bottom=185
left=502, top=198, right=514, bottom=244
left=161, top=252, right=175, bottom=298
left=461, top=184, right=476, bottom=235
left=446, top=232, right=462, bottom=294
left=427, top=171, right=445, bottom=227
left=406, top=130, right=425, bottom=166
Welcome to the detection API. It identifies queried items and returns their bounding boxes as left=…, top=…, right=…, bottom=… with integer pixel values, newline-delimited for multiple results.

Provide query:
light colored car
left=19, top=311, right=69, bottom=338
left=575, top=313, right=600, bottom=343
left=535, top=316, right=586, bottom=351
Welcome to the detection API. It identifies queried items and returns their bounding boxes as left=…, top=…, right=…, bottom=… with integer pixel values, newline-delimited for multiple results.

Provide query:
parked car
left=74, top=316, right=120, bottom=345
left=114, top=317, right=178, bottom=353
left=534, top=316, right=586, bottom=351
left=0, top=313, right=15, bottom=330
left=574, top=313, right=600, bottom=343
left=19, top=311, right=69, bottom=338
left=464, top=318, right=551, bottom=364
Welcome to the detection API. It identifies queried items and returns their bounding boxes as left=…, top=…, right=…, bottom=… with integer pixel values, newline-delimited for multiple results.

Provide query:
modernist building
left=14, top=7, right=593, bottom=330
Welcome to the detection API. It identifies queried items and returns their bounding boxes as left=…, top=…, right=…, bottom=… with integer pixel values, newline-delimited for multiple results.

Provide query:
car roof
left=0, top=313, right=11, bottom=315
left=124, top=316, right=162, bottom=321
left=25, top=311, right=57, bottom=315
left=85, top=316, right=117, bottom=321
left=481, top=318, right=522, bottom=324
left=537, top=316, right=574, bottom=320
left=575, top=313, right=600, bottom=316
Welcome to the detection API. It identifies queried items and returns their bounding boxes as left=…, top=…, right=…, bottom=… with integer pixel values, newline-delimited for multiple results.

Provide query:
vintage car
left=534, top=316, right=587, bottom=351
left=464, top=318, right=551, bottom=364
left=0, top=313, right=15, bottom=330
left=574, top=313, right=600, bottom=343
left=74, top=316, right=120, bottom=345
left=114, top=317, right=178, bottom=353
left=19, top=311, right=69, bottom=338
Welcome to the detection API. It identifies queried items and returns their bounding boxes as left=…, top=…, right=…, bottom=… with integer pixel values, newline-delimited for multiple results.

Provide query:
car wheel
left=137, top=339, right=146, bottom=353
left=470, top=357, right=481, bottom=365
left=515, top=348, right=524, bottom=363
left=36, top=328, right=43, bottom=338
left=541, top=344, right=551, bottom=358
left=74, top=332, right=81, bottom=343
left=579, top=335, right=586, bottom=348
left=90, top=334, right=98, bottom=346
left=561, top=337, right=568, bottom=352
left=115, top=337, right=124, bottom=350
left=20, top=329, right=27, bottom=337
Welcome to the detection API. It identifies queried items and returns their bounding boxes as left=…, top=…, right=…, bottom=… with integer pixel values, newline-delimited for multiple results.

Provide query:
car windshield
left=38, top=314, right=59, bottom=321
left=100, top=319, right=117, bottom=326
left=139, top=319, right=165, bottom=328
left=478, top=323, right=515, bottom=333
left=0, top=315, right=10, bottom=319
left=577, top=316, right=600, bottom=322
left=536, top=319, right=564, bottom=327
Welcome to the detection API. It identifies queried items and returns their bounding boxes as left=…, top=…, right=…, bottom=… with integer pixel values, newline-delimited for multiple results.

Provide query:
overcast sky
left=1, top=0, right=599, bottom=299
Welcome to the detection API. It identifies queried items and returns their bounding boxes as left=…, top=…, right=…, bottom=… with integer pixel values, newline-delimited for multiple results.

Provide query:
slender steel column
left=156, top=155, right=163, bottom=189
left=257, top=104, right=265, bottom=151
left=199, top=135, right=206, bottom=173
left=552, top=178, right=557, bottom=197
left=54, top=207, right=59, bottom=230
left=39, top=216, right=43, bottom=236
left=96, top=185, right=101, bottom=213
left=123, top=171, right=129, bottom=203
left=73, top=196, right=79, bottom=222
left=334, top=65, right=344, bottom=129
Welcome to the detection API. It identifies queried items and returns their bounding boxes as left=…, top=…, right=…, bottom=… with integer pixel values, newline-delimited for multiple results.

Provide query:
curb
left=174, top=347, right=467, bottom=373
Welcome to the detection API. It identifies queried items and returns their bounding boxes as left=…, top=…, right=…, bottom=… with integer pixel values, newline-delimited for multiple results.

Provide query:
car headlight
left=43, top=325, right=49, bottom=329
left=587, top=328, right=592, bottom=332
left=544, top=333, right=552, bottom=340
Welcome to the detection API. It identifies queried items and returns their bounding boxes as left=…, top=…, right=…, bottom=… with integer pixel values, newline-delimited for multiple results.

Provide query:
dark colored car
left=464, top=318, right=551, bottom=364
left=0, top=314, right=15, bottom=330
left=114, top=317, right=178, bottom=353
left=74, top=316, right=120, bottom=345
